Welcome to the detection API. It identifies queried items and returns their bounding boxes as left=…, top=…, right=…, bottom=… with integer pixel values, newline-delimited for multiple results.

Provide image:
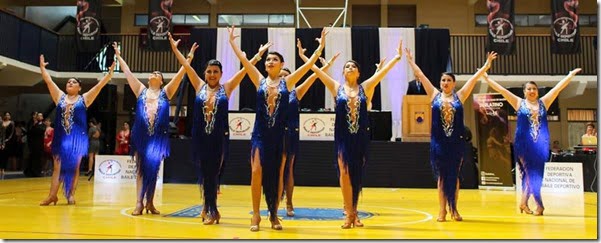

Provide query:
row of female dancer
left=37, top=26, right=581, bottom=231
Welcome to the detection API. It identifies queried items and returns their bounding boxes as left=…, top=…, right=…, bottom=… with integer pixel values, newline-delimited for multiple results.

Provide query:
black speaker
left=506, top=87, right=560, bottom=116
left=90, top=84, right=117, bottom=112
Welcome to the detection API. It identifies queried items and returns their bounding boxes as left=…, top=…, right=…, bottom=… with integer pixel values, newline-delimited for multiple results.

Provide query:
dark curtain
left=415, top=28, right=450, bottom=90
left=351, top=27, right=381, bottom=110
left=185, top=28, right=217, bottom=136
left=295, top=28, right=325, bottom=111
left=238, top=28, right=268, bottom=111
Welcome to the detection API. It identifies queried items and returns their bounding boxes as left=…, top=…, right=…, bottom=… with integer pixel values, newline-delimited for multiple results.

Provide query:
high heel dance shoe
left=519, top=204, right=533, bottom=214
left=270, top=216, right=283, bottom=230
left=203, top=211, right=221, bottom=225
left=39, top=196, right=58, bottom=206
left=131, top=202, right=144, bottom=216
left=249, top=214, right=261, bottom=232
left=533, top=207, right=544, bottom=216
left=145, top=205, right=160, bottom=215
left=341, top=214, right=354, bottom=229
left=436, top=210, right=447, bottom=222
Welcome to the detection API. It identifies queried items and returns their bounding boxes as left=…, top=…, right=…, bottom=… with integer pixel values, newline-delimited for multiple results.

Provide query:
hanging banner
left=551, top=0, right=580, bottom=54
left=473, top=93, right=513, bottom=187
left=486, top=0, right=515, bottom=55
left=76, top=0, right=102, bottom=52
left=148, top=0, right=173, bottom=51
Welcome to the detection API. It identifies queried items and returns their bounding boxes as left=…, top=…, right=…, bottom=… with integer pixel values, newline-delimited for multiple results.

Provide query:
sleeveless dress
left=251, top=79, right=289, bottom=220
left=52, top=94, right=88, bottom=198
left=334, top=85, right=369, bottom=208
left=130, top=88, right=171, bottom=202
left=514, top=99, right=549, bottom=208
left=430, top=92, right=465, bottom=214
left=192, top=84, right=229, bottom=218
left=283, top=90, right=299, bottom=192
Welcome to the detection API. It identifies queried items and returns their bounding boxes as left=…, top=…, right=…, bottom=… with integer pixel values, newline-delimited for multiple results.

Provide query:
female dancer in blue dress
left=280, top=42, right=340, bottom=217
left=38, top=54, right=115, bottom=205
left=168, top=33, right=271, bottom=224
left=483, top=68, right=581, bottom=216
left=228, top=25, right=326, bottom=231
left=113, top=41, right=195, bottom=215
left=405, top=49, right=497, bottom=222
left=301, top=38, right=404, bottom=228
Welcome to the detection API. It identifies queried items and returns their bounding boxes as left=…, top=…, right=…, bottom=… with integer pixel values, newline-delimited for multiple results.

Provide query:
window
left=218, top=14, right=294, bottom=27
left=475, top=14, right=597, bottom=27
left=135, top=14, right=209, bottom=26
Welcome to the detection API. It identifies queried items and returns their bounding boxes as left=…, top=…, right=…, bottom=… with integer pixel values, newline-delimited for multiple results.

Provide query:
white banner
left=299, top=113, right=335, bottom=141
left=93, top=155, right=163, bottom=204
left=228, top=113, right=255, bottom=140
left=93, top=155, right=164, bottom=184
left=515, top=162, right=584, bottom=216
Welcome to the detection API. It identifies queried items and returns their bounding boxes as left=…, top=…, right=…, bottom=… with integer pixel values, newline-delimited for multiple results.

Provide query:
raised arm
left=285, top=28, right=328, bottom=91
left=457, top=51, right=498, bottom=103
left=113, top=42, right=145, bottom=98
left=482, top=72, right=520, bottom=110
left=224, top=41, right=272, bottom=98
left=361, top=39, right=403, bottom=96
left=540, top=68, right=582, bottom=110
left=228, top=25, right=263, bottom=88
left=83, top=62, right=116, bottom=107
left=39, top=55, right=64, bottom=104
left=296, top=53, right=340, bottom=100
left=165, top=33, right=196, bottom=99
left=404, top=48, right=437, bottom=100
left=298, top=38, right=339, bottom=96
left=169, top=33, right=201, bottom=92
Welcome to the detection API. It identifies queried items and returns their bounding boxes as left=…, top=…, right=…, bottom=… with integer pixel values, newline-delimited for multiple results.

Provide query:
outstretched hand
left=315, top=27, right=329, bottom=47
left=404, top=48, right=414, bottom=62
left=227, top=25, right=240, bottom=42
left=188, top=42, right=199, bottom=58
left=570, top=68, right=582, bottom=75
left=484, top=51, right=498, bottom=69
left=167, top=32, right=180, bottom=49
left=258, top=41, right=273, bottom=57
left=112, top=42, right=121, bottom=56
left=296, top=38, right=307, bottom=57
left=39, top=54, right=48, bottom=69
left=375, top=57, right=387, bottom=71
left=396, top=39, right=404, bottom=56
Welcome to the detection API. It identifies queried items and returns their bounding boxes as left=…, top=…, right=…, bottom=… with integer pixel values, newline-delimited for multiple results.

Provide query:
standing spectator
left=86, top=118, right=100, bottom=176
left=43, top=118, right=54, bottom=176
left=114, top=121, right=130, bottom=155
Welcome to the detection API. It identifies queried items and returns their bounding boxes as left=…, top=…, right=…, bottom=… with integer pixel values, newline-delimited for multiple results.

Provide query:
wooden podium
left=402, top=95, right=431, bottom=142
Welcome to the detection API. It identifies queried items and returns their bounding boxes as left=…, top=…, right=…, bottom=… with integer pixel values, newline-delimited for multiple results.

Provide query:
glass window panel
left=269, top=14, right=294, bottom=26
left=514, top=15, right=529, bottom=26
left=185, top=15, right=209, bottom=25
left=218, top=14, right=243, bottom=26
left=533, top=15, right=552, bottom=26
left=590, top=15, right=597, bottom=26
left=243, top=14, right=269, bottom=25
left=475, top=15, right=488, bottom=26
left=171, top=14, right=185, bottom=24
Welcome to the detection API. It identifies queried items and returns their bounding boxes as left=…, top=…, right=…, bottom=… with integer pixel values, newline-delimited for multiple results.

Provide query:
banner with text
left=474, top=93, right=513, bottom=187
left=76, top=0, right=102, bottom=52
left=93, top=155, right=164, bottom=184
left=551, top=0, right=580, bottom=54
left=516, top=162, right=584, bottom=216
left=148, top=0, right=173, bottom=51
left=486, top=0, right=515, bottom=55
left=299, top=113, right=335, bottom=141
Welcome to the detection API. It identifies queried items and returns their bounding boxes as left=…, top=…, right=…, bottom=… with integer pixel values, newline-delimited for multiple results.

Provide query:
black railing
left=451, top=34, right=597, bottom=75
left=0, top=10, right=597, bottom=75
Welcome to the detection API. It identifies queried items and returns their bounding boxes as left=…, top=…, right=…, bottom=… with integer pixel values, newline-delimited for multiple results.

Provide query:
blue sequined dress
left=52, top=94, right=88, bottom=198
left=514, top=99, right=549, bottom=208
left=334, top=85, right=369, bottom=209
left=131, top=88, right=171, bottom=203
left=251, top=79, right=288, bottom=220
left=283, top=90, right=299, bottom=193
left=430, top=92, right=465, bottom=214
left=192, top=84, right=229, bottom=217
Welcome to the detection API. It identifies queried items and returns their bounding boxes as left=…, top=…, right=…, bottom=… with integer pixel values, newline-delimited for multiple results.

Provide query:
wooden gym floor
left=0, top=177, right=596, bottom=239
